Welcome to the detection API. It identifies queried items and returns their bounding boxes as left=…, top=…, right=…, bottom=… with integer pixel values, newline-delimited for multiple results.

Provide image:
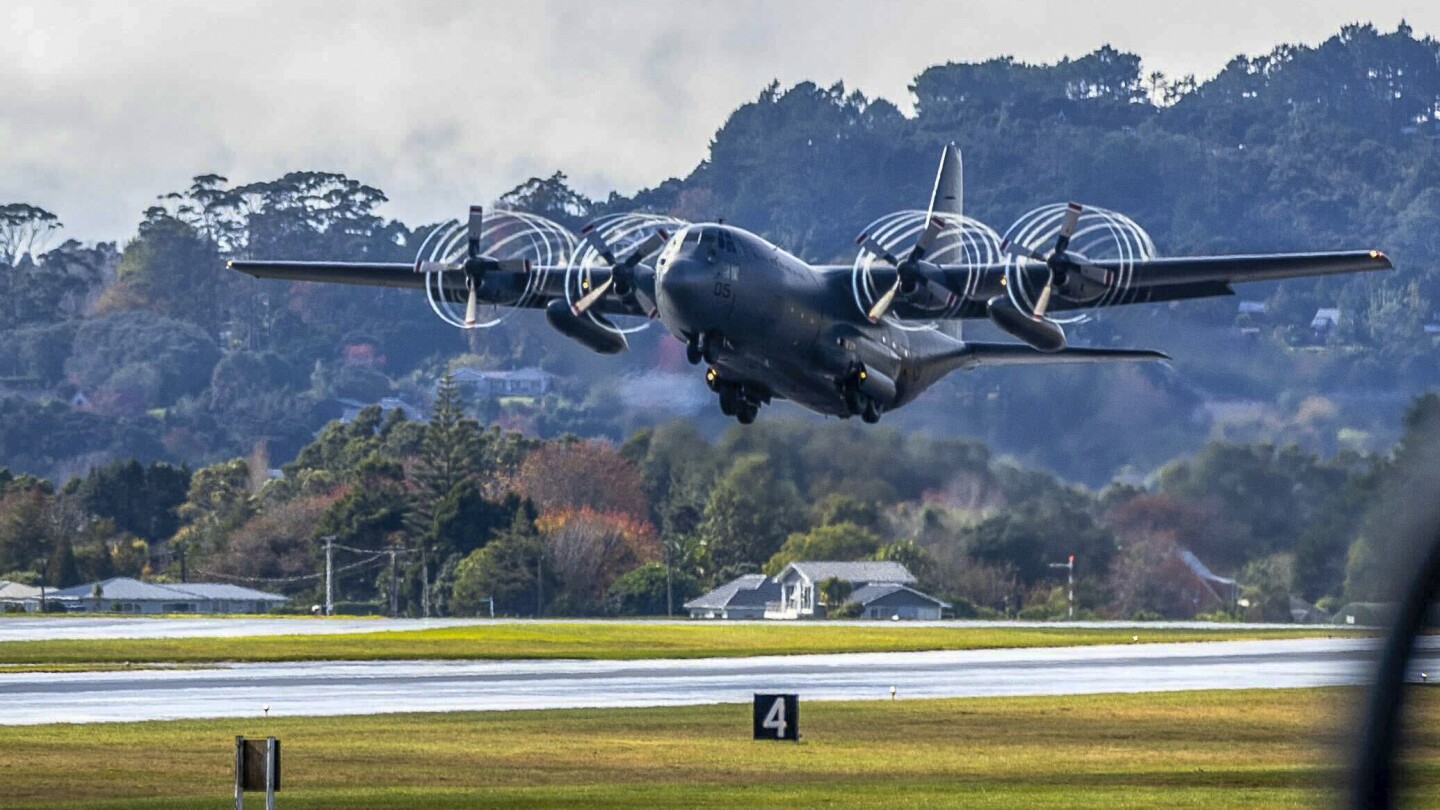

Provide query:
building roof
left=452, top=367, right=554, bottom=383
left=1178, top=550, right=1235, bottom=587
left=848, top=582, right=950, bottom=609
left=0, top=580, right=43, bottom=600
left=780, top=561, right=916, bottom=586
left=49, top=577, right=198, bottom=601
left=684, top=574, right=779, bottom=610
left=168, top=583, right=288, bottom=603
left=48, top=577, right=285, bottom=603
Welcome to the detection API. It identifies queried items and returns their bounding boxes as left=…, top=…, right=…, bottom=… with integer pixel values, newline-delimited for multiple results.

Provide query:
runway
left=1, top=636, right=1432, bottom=725
left=0, top=616, right=1318, bottom=642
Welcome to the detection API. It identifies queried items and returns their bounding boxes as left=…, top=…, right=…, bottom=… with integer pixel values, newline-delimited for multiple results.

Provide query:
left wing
left=227, top=259, right=648, bottom=318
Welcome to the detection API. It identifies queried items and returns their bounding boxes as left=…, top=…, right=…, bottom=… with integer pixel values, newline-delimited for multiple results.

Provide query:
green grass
left=3, top=688, right=1438, bottom=808
left=0, top=622, right=1369, bottom=666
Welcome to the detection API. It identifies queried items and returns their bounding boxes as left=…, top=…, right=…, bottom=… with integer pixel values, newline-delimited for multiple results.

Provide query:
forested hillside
left=1, top=22, right=1439, bottom=619
left=3, top=22, right=1438, bottom=484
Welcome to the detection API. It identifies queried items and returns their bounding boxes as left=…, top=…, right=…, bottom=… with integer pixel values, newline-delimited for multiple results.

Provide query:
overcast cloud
left=3, top=0, right=1438, bottom=243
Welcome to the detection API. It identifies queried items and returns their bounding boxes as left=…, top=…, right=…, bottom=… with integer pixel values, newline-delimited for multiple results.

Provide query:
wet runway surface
left=2, top=637, right=1432, bottom=725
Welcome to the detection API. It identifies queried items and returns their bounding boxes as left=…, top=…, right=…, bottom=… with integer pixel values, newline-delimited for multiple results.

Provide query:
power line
left=196, top=552, right=390, bottom=585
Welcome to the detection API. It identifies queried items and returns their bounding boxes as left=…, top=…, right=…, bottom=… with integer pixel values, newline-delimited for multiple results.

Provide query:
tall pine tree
left=407, top=373, right=482, bottom=615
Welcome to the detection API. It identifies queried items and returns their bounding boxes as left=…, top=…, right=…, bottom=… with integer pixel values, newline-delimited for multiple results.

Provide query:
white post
left=1067, top=554, right=1074, bottom=620
left=323, top=535, right=334, bottom=616
left=264, top=736, right=277, bottom=810
left=1049, top=554, right=1075, bottom=620
left=234, top=736, right=244, bottom=810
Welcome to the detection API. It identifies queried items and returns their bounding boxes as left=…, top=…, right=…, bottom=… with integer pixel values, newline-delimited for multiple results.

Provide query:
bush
left=331, top=601, right=381, bottom=616
left=830, top=601, right=864, bottom=619
left=606, top=563, right=700, bottom=616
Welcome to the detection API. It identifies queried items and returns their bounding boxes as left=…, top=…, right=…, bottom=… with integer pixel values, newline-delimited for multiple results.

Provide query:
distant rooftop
left=780, top=561, right=916, bottom=585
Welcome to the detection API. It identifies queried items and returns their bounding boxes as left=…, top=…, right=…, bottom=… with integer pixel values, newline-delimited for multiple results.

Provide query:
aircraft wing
left=227, top=259, right=649, bottom=317
left=229, top=260, right=424, bottom=289
left=949, top=249, right=1392, bottom=313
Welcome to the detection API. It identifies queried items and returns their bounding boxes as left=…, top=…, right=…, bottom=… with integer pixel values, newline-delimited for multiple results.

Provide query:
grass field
left=0, top=622, right=1370, bottom=666
left=2, top=688, right=1436, bottom=809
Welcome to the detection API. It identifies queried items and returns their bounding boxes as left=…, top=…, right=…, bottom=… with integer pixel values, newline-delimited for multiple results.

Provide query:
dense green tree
left=698, top=454, right=806, bottom=575
left=764, top=522, right=884, bottom=575
left=605, top=562, right=699, bottom=616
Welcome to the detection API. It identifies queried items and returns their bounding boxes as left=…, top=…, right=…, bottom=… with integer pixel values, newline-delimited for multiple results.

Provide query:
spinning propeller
left=416, top=207, right=572, bottom=330
left=571, top=223, right=670, bottom=316
left=999, top=202, right=1110, bottom=320
left=856, top=215, right=951, bottom=323
left=418, top=207, right=531, bottom=325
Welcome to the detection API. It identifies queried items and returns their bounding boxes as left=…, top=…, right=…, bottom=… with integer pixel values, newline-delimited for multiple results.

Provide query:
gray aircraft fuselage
left=653, top=222, right=972, bottom=420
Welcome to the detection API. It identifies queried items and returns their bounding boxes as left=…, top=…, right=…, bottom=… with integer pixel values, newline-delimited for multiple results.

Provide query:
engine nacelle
left=545, top=299, right=628, bottom=355
left=846, top=364, right=892, bottom=403
left=986, top=295, right=1066, bottom=353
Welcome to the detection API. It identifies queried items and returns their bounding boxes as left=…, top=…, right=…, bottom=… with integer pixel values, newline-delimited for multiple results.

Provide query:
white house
left=451, top=367, right=555, bottom=397
left=0, top=580, right=44, bottom=612
left=767, top=561, right=949, bottom=620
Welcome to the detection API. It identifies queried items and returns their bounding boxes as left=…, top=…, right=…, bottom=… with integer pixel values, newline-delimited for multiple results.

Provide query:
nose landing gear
left=686, top=331, right=725, bottom=365
left=706, top=368, right=764, bottom=425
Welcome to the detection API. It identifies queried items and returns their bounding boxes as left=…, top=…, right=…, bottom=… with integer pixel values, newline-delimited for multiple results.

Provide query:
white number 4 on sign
left=752, top=694, right=799, bottom=741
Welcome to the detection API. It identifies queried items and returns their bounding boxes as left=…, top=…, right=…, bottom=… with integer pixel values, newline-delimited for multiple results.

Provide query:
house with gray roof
left=769, top=561, right=919, bottom=620
left=684, top=561, right=949, bottom=621
left=684, top=574, right=779, bottom=619
left=48, top=578, right=287, bottom=614
left=847, top=583, right=951, bottom=620
left=0, top=580, right=44, bottom=612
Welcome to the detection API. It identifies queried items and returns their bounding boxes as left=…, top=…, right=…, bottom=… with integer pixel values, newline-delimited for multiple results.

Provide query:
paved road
left=0, top=616, right=1325, bottom=642
left=1, top=637, right=1431, bottom=725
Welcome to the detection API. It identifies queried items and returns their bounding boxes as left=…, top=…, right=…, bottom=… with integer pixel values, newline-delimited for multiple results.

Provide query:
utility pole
left=322, top=535, right=335, bottom=616
left=420, top=543, right=430, bottom=619
left=1048, top=554, right=1075, bottom=620
left=389, top=548, right=399, bottom=618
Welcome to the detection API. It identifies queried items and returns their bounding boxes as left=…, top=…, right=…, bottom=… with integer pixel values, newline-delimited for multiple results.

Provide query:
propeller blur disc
left=851, top=210, right=1000, bottom=331
left=565, top=213, right=687, bottom=336
left=999, top=203, right=1154, bottom=326
left=417, top=210, right=575, bottom=330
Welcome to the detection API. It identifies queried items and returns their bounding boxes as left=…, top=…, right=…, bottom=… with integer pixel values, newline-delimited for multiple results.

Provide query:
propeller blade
left=617, top=230, right=668, bottom=269
left=1001, top=239, right=1048, bottom=263
left=1033, top=279, right=1054, bottom=319
left=1055, top=202, right=1082, bottom=253
left=856, top=233, right=900, bottom=266
left=571, top=275, right=614, bottom=316
left=1071, top=256, right=1110, bottom=285
left=419, top=260, right=457, bottom=275
left=1059, top=203, right=1082, bottom=239
left=580, top=223, right=618, bottom=265
left=464, top=282, right=479, bottom=326
left=868, top=278, right=901, bottom=323
left=467, top=205, right=484, bottom=260
left=909, top=216, right=947, bottom=261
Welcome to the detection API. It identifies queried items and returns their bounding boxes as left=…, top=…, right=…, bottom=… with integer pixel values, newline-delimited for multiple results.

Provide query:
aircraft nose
left=657, top=257, right=712, bottom=332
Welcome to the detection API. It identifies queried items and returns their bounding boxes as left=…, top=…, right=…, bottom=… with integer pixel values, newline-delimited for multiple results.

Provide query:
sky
left=3, top=0, right=1439, bottom=244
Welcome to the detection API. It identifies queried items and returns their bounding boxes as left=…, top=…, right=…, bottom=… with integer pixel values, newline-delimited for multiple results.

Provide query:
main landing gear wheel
left=685, top=341, right=703, bottom=366
left=737, top=401, right=758, bottom=425
left=861, top=399, right=883, bottom=424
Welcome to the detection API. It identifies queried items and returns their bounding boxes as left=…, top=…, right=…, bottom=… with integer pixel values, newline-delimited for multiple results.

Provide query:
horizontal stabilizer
left=954, top=342, right=1169, bottom=368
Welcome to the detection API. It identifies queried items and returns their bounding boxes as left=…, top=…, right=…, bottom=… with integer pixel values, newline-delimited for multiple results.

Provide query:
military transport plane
left=230, top=144, right=1391, bottom=425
